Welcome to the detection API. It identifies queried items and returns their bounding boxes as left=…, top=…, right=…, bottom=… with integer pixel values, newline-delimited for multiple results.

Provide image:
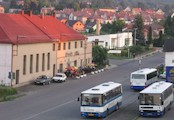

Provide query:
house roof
left=164, top=39, right=174, bottom=52
left=0, top=12, right=85, bottom=44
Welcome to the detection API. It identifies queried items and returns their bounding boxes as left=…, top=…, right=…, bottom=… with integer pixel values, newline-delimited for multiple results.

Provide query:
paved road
left=1, top=52, right=173, bottom=120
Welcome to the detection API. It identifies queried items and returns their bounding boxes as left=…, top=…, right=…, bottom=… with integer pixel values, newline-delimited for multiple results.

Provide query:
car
left=52, top=73, right=67, bottom=82
left=34, top=75, right=51, bottom=85
left=159, top=71, right=166, bottom=79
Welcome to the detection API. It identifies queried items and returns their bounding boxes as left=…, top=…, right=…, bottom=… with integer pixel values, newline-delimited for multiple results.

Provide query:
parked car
left=34, top=75, right=51, bottom=85
left=159, top=71, right=166, bottom=79
left=52, top=73, right=67, bottom=82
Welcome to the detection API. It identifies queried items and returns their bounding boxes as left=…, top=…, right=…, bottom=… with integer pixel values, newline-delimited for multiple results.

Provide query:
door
left=16, top=70, right=19, bottom=84
left=59, top=64, right=63, bottom=72
left=53, top=64, right=55, bottom=76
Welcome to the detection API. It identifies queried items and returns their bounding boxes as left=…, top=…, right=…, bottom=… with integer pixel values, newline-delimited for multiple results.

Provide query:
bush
left=0, top=86, right=17, bottom=102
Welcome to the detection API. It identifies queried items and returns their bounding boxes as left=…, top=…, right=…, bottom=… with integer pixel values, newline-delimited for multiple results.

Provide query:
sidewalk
left=108, top=47, right=163, bottom=69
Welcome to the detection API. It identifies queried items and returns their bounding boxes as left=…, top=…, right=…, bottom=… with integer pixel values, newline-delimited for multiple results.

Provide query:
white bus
left=139, top=81, right=173, bottom=116
left=80, top=82, right=122, bottom=118
left=130, top=68, right=158, bottom=90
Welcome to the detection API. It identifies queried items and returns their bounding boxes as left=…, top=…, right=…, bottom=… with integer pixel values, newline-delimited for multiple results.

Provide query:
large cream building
left=0, top=12, right=92, bottom=86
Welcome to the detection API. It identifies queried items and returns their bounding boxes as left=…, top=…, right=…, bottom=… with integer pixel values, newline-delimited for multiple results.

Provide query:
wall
left=57, top=40, right=92, bottom=71
left=165, top=52, right=174, bottom=66
left=0, top=44, right=12, bottom=86
left=12, top=43, right=56, bottom=86
left=87, top=32, right=133, bottom=49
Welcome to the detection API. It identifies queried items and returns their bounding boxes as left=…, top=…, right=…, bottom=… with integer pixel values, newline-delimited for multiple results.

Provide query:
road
left=0, top=52, right=173, bottom=120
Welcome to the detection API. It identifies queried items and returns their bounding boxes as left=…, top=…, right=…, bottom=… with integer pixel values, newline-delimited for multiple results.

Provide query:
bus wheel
left=168, top=103, right=172, bottom=110
left=107, top=109, right=109, bottom=116
left=115, top=103, right=119, bottom=110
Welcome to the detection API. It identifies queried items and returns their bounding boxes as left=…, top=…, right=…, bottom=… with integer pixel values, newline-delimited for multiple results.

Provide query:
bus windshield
left=132, top=74, right=145, bottom=79
left=81, top=94, right=102, bottom=106
left=139, top=93, right=162, bottom=105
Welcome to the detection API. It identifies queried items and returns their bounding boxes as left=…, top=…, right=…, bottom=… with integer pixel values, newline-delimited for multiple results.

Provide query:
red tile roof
left=0, top=12, right=85, bottom=44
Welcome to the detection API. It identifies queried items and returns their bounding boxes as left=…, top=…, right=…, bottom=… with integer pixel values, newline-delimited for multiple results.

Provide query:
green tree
left=147, top=26, right=153, bottom=47
left=133, top=14, right=145, bottom=46
left=92, top=45, right=108, bottom=68
left=24, top=0, right=31, bottom=11
left=164, top=16, right=174, bottom=38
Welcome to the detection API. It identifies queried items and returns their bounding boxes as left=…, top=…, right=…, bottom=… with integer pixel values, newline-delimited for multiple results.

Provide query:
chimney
left=52, top=12, right=56, bottom=18
left=29, top=11, right=32, bottom=17
left=21, top=10, right=24, bottom=15
left=41, top=12, right=44, bottom=19
left=96, top=19, right=100, bottom=35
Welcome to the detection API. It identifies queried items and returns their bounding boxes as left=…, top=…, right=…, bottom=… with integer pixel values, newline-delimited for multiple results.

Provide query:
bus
left=80, top=82, right=122, bottom=118
left=139, top=81, right=173, bottom=117
left=130, top=68, right=158, bottom=90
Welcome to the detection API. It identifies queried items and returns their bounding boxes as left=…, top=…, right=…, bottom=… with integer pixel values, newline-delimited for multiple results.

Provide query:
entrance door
left=59, top=64, right=63, bottom=72
left=53, top=64, right=55, bottom=76
left=16, top=70, right=19, bottom=84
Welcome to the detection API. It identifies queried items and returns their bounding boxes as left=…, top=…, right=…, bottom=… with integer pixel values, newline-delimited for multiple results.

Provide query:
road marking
left=23, top=100, right=74, bottom=120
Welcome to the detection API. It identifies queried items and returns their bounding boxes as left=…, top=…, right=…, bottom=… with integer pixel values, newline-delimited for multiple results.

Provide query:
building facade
left=87, top=32, right=133, bottom=49
left=0, top=12, right=92, bottom=86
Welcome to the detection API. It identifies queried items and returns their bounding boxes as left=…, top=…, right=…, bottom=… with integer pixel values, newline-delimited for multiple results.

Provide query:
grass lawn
left=0, top=85, right=18, bottom=102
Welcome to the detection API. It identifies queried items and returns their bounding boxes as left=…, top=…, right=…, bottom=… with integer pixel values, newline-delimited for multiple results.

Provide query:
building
left=164, top=39, right=174, bottom=67
left=163, top=39, right=174, bottom=82
left=0, top=12, right=92, bottom=86
left=87, top=32, right=133, bottom=50
left=66, top=20, right=85, bottom=33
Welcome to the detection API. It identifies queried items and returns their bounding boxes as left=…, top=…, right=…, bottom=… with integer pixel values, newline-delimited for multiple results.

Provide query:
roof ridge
left=22, top=14, right=53, bottom=40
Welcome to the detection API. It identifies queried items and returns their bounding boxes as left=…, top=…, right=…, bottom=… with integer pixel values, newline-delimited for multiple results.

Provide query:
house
left=132, top=8, right=142, bottom=15
left=85, top=21, right=97, bottom=33
left=0, top=12, right=92, bottom=86
left=40, top=6, right=55, bottom=15
left=144, top=23, right=164, bottom=40
left=66, top=20, right=85, bottom=33
left=87, top=32, right=133, bottom=51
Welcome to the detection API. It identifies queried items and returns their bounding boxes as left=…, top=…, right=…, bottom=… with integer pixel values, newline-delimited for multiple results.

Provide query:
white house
left=87, top=32, right=133, bottom=49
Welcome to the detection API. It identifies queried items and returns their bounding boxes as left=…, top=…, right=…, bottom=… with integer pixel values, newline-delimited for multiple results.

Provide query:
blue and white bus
left=130, top=68, right=158, bottom=90
left=80, top=82, right=122, bottom=118
left=139, top=81, right=173, bottom=116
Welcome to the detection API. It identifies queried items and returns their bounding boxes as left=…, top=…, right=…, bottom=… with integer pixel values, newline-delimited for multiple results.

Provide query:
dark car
left=34, top=75, right=51, bottom=85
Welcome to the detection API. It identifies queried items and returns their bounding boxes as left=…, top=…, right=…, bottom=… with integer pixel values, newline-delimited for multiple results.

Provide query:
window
left=30, top=55, right=33, bottom=73
left=104, top=86, right=121, bottom=103
left=68, top=42, right=71, bottom=49
left=105, top=42, right=108, bottom=47
left=80, top=59, right=83, bottom=66
left=47, top=53, right=50, bottom=70
left=147, top=71, right=157, bottom=80
left=42, top=53, right=45, bottom=71
left=58, top=43, right=61, bottom=50
left=81, top=41, right=83, bottom=48
left=53, top=43, right=55, bottom=51
left=36, top=54, right=39, bottom=72
left=74, top=60, right=77, bottom=66
left=23, top=55, right=27, bottom=75
left=125, top=38, right=129, bottom=46
left=75, top=41, right=77, bottom=48
left=63, top=43, right=66, bottom=50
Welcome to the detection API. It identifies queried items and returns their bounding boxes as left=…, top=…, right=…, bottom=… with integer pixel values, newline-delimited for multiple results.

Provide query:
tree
left=147, top=26, right=153, bottom=47
left=92, top=45, right=108, bottom=68
left=133, top=14, right=145, bottom=46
